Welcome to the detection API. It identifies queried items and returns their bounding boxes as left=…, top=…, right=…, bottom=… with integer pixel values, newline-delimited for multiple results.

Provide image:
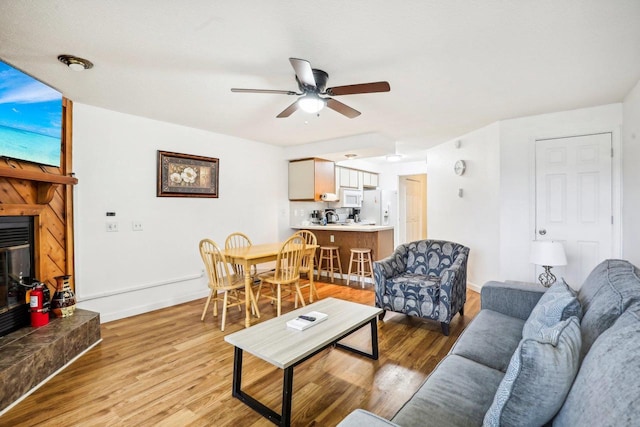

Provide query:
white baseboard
left=91, top=289, right=209, bottom=323
left=467, top=281, right=481, bottom=293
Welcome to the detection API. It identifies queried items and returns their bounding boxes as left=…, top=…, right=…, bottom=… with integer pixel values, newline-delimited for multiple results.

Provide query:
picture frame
left=157, top=150, right=219, bottom=198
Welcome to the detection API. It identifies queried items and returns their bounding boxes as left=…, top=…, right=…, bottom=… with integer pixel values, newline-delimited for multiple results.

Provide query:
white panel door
left=535, top=133, right=612, bottom=288
left=404, top=178, right=422, bottom=242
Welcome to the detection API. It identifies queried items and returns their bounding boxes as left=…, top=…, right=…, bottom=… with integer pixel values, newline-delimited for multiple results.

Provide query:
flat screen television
left=0, top=59, right=63, bottom=167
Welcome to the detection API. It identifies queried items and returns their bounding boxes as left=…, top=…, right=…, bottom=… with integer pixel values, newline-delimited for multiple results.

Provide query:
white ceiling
left=1, top=1, right=639, bottom=162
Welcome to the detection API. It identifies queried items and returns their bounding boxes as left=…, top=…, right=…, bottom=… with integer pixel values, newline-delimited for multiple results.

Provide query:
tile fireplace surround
left=0, top=309, right=101, bottom=414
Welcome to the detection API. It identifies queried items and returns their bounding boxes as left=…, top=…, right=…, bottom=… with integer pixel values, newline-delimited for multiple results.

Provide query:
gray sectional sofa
left=338, top=259, right=640, bottom=426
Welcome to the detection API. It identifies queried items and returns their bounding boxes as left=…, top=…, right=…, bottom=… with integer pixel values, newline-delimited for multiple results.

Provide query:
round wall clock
left=454, top=160, right=466, bottom=176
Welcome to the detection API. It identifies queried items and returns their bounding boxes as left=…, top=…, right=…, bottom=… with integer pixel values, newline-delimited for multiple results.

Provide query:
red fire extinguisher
left=30, top=283, right=50, bottom=327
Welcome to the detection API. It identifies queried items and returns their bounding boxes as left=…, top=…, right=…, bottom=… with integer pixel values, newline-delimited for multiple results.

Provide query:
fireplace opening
left=0, top=216, right=35, bottom=337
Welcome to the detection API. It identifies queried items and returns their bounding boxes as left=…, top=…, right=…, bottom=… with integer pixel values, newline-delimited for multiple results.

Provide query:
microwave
left=339, top=188, right=363, bottom=208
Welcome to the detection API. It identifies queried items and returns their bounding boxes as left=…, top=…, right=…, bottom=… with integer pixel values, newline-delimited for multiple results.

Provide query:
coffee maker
left=352, top=208, right=361, bottom=223
left=310, top=210, right=321, bottom=224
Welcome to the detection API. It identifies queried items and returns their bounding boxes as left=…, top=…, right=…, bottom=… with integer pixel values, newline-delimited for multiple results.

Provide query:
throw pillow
left=554, top=307, right=640, bottom=425
left=577, top=259, right=640, bottom=356
left=522, top=279, right=582, bottom=339
left=483, top=317, right=582, bottom=427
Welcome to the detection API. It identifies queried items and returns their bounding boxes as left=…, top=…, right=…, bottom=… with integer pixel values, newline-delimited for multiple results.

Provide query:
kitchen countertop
left=291, top=224, right=394, bottom=232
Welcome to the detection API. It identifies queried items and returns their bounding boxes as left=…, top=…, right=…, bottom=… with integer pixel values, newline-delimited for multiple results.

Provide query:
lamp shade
left=530, top=240, right=567, bottom=266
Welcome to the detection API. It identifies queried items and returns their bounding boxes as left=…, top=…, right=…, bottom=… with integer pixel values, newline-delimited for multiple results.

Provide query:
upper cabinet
left=288, top=158, right=335, bottom=201
left=336, top=166, right=379, bottom=189
left=336, top=166, right=360, bottom=189
left=336, top=166, right=378, bottom=192
left=362, top=171, right=379, bottom=188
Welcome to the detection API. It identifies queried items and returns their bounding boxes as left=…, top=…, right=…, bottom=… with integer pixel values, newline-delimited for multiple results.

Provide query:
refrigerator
left=360, top=190, right=399, bottom=248
left=361, top=189, right=397, bottom=227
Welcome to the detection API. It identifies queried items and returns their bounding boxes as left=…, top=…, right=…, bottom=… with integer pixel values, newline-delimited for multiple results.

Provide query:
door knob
left=538, top=229, right=547, bottom=236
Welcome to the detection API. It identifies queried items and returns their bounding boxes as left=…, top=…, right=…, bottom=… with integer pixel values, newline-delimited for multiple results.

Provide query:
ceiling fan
left=231, top=58, right=390, bottom=118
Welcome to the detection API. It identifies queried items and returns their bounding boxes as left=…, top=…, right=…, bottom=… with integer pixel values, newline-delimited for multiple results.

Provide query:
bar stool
left=346, top=248, right=374, bottom=288
left=317, top=245, right=343, bottom=283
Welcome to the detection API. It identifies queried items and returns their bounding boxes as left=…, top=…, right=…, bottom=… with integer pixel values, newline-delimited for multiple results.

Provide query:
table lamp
left=530, top=240, right=567, bottom=287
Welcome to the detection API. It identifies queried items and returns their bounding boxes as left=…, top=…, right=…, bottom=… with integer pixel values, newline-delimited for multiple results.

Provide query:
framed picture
left=157, top=150, right=219, bottom=198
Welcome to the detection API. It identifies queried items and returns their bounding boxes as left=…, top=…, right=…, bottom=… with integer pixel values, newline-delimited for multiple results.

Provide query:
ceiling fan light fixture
left=298, top=94, right=325, bottom=114
left=386, top=154, right=403, bottom=162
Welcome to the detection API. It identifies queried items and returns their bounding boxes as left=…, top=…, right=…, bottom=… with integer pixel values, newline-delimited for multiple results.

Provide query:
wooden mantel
left=0, top=166, right=78, bottom=185
left=0, top=166, right=78, bottom=205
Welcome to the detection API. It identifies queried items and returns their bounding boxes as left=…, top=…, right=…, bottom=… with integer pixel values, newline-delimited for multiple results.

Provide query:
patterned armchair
left=374, top=240, right=470, bottom=336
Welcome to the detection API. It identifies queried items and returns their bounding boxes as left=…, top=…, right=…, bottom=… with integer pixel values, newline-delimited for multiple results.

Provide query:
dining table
left=222, top=241, right=318, bottom=328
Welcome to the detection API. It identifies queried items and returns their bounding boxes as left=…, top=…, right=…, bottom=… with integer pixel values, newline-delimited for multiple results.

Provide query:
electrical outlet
left=106, top=221, right=119, bottom=232
left=330, top=234, right=334, bottom=243
left=132, top=221, right=143, bottom=231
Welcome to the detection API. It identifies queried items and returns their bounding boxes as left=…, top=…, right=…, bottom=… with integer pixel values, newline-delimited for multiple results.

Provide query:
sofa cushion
left=484, top=317, right=582, bottom=427
left=480, top=281, right=545, bottom=320
left=450, top=309, right=525, bottom=373
left=405, top=240, right=463, bottom=276
left=386, top=274, right=440, bottom=297
left=553, top=307, right=640, bottom=426
left=578, top=259, right=640, bottom=356
left=382, top=276, right=440, bottom=318
left=522, top=279, right=582, bottom=339
left=392, top=355, right=504, bottom=427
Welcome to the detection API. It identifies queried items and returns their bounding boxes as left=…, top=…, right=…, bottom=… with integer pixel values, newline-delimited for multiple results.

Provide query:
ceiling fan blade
left=276, top=100, right=300, bottom=118
left=326, top=98, right=361, bottom=118
left=231, top=88, right=298, bottom=95
left=289, top=58, right=316, bottom=88
left=326, top=81, right=391, bottom=96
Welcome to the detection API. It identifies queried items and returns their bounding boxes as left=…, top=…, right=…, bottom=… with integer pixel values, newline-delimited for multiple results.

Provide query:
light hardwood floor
left=1, top=280, right=479, bottom=426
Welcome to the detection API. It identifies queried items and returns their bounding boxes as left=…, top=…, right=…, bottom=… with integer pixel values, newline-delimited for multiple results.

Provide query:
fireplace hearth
left=0, top=216, right=35, bottom=337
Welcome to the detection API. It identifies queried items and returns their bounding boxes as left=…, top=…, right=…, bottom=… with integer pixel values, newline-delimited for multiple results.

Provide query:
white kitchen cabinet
left=288, top=158, right=335, bottom=201
left=362, top=171, right=371, bottom=187
left=362, top=171, right=379, bottom=188
left=348, top=168, right=359, bottom=188
left=336, top=166, right=360, bottom=188
left=339, top=167, right=351, bottom=187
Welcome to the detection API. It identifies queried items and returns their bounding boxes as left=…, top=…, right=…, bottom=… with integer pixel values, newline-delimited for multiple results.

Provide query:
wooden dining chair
left=224, top=232, right=265, bottom=315
left=294, top=230, right=319, bottom=307
left=225, top=232, right=256, bottom=277
left=199, top=238, right=259, bottom=331
left=258, top=234, right=307, bottom=317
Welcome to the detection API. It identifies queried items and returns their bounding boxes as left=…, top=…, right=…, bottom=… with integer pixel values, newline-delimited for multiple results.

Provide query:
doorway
left=534, top=132, right=614, bottom=287
left=398, top=174, right=427, bottom=245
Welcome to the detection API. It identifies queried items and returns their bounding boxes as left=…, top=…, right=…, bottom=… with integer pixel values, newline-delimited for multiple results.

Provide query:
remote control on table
left=298, top=315, right=316, bottom=322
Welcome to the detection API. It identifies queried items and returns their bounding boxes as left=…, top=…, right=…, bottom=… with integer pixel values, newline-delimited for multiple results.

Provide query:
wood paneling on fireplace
left=0, top=98, right=76, bottom=294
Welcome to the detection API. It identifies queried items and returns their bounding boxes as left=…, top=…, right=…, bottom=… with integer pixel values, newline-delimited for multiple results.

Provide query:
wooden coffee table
left=224, top=297, right=382, bottom=427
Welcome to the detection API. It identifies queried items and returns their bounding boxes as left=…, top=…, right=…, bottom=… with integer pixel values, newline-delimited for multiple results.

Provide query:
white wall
left=425, top=123, right=501, bottom=290
left=420, top=103, right=626, bottom=290
left=498, top=104, right=623, bottom=284
left=73, top=104, right=286, bottom=322
left=378, top=160, right=428, bottom=190
left=622, top=80, right=640, bottom=267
